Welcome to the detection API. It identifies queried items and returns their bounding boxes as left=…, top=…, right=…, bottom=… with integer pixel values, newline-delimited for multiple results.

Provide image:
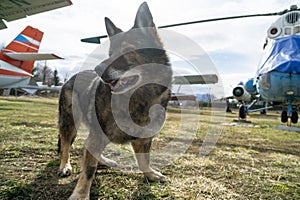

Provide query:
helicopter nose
left=258, top=35, right=300, bottom=75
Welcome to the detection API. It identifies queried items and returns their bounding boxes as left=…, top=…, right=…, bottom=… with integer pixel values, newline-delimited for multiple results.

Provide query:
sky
left=0, top=0, right=299, bottom=97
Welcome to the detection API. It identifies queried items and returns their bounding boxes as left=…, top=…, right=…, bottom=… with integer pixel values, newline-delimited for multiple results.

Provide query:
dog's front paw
left=144, top=170, right=165, bottom=182
left=68, top=193, right=89, bottom=200
left=58, top=164, right=72, bottom=177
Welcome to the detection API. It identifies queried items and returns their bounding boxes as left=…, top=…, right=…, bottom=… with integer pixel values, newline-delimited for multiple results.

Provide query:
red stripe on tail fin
left=0, top=26, right=44, bottom=74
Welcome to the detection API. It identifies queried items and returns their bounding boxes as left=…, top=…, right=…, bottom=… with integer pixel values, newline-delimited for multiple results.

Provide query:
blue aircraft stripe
left=14, top=34, right=30, bottom=43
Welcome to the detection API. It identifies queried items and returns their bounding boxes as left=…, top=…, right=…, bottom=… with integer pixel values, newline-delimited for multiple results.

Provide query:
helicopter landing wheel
left=239, top=105, right=247, bottom=119
left=281, top=110, right=288, bottom=123
left=291, top=111, right=298, bottom=124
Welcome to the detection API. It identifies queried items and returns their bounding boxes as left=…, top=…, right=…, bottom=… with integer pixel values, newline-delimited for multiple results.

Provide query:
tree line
left=32, top=62, right=63, bottom=86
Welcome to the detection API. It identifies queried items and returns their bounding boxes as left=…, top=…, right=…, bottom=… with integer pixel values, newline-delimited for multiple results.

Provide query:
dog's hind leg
left=58, top=123, right=76, bottom=177
left=69, top=148, right=98, bottom=200
left=131, top=138, right=165, bottom=182
left=58, top=89, right=77, bottom=177
left=70, top=131, right=109, bottom=200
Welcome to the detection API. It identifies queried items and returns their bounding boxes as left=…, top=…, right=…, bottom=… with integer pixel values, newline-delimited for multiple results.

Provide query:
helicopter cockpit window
left=286, top=12, right=299, bottom=24
left=259, top=73, right=270, bottom=90
left=294, top=26, right=300, bottom=34
left=285, top=27, right=292, bottom=35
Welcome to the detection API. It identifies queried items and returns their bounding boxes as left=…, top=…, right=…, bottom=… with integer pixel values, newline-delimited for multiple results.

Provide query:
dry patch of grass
left=0, top=97, right=299, bottom=199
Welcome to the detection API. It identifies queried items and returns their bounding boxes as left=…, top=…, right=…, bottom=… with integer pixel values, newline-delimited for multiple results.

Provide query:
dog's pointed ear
left=133, top=2, right=155, bottom=28
left=105, top=17, right=123, bottom=37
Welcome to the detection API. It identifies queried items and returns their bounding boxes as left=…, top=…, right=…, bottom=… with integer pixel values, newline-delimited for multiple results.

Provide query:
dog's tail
left=57, top=85, right=77, bottom=155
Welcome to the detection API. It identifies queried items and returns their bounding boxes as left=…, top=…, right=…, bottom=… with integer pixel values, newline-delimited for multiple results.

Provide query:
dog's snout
left=95, top=61, right=120, bottom=84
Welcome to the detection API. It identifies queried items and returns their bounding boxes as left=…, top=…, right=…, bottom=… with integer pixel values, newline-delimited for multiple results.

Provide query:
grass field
left=0, top=96, right=299, bottom=200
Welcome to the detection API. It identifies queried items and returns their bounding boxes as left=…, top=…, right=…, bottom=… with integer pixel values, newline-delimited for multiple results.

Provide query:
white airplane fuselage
left=0, top=59, right=32, bottom=88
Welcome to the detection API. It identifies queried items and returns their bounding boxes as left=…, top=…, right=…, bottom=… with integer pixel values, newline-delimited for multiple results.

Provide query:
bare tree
left=53, top=69, right=60, bottom=86
left=32, top=62, right=54, bottom=86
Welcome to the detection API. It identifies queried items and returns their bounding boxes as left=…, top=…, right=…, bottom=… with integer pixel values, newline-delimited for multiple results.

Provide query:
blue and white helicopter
left=232, top=5, right=300, bottom=125
left=81, top=5, right=300, bottom=125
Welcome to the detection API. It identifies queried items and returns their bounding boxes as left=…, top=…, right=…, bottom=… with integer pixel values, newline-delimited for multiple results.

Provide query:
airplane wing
left=4, top=52, right=63, bottom=60
left=21, top=85, right=62, bottom=91
left=219, top=96, right=235, bottom=100
left=0, top=0, right=72, bottom=29
left=173, top=74, right=218, bottom=85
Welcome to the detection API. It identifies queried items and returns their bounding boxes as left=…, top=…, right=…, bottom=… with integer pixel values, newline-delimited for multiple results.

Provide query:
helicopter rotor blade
left=81, top=35, right=108, bottom=44
left=81, top=6, right=296, bottom=44
left=158, top=12, right=283, bottom=29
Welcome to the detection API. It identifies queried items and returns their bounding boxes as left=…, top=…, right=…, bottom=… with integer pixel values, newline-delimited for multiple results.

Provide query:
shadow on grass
left=10, top=122, right=56, bottom=128
left=29, top=160, right=75, bottom=199
left=161, top=134, right=300, bottom=157
left=0, top=98, right=57, bottom=106
left=131, top=179, right=161, bottom=200
left=92, top=166, right=168, bottom=199
left=0, top=158, right=74, bottom=200
left=215, top=141, right=300, bottom=156
left=2, top=159, right=167, bottom=199
left=0, top=107, right=15, bottom=111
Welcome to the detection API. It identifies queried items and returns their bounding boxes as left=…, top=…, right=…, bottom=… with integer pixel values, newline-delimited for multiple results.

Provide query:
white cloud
left=0, top=0, right=299, bottom=94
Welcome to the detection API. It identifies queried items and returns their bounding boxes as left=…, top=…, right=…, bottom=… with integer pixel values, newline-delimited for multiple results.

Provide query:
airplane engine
left=244, top=78, right=258, bottom=95
left=232, top=85, right=252, bottom=102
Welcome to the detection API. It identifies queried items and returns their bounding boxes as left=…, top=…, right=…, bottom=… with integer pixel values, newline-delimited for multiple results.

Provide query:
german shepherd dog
left=58, top=2, right=172, bottom=199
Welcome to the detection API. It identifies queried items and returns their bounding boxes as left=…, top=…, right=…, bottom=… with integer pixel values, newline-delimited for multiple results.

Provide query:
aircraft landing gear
left=239, top=105, right=247, bottom=119
left=291, top=111, right=298, bottom=124
left=281, top=109, right=298, bottom=125
left=282, top=97, right=298, bottom=126
left=233, top=103, right=252, bottom=123
left=260, top=102, right=267, bottom=115
left=281, top=111, right=288, bottom=123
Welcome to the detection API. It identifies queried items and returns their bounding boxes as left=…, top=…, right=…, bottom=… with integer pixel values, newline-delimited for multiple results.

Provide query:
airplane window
left=285, top=27, right=292, bottom=35
left=294, top=26, right=300, bottom=34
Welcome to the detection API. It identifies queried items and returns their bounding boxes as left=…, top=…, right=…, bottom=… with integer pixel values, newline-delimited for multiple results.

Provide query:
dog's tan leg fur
left=58, top=134, right=75, bottom=177
left=69, top=148, right=98, bottom=200
left=58, top=122, right=76, bottom=177
left=131, top=138, right=165, bottom=182
left=58, top=89, right=77, bottom=177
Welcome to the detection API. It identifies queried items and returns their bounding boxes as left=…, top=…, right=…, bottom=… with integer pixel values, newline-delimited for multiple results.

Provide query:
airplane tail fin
left=1, top=26, right=44, bottom=74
